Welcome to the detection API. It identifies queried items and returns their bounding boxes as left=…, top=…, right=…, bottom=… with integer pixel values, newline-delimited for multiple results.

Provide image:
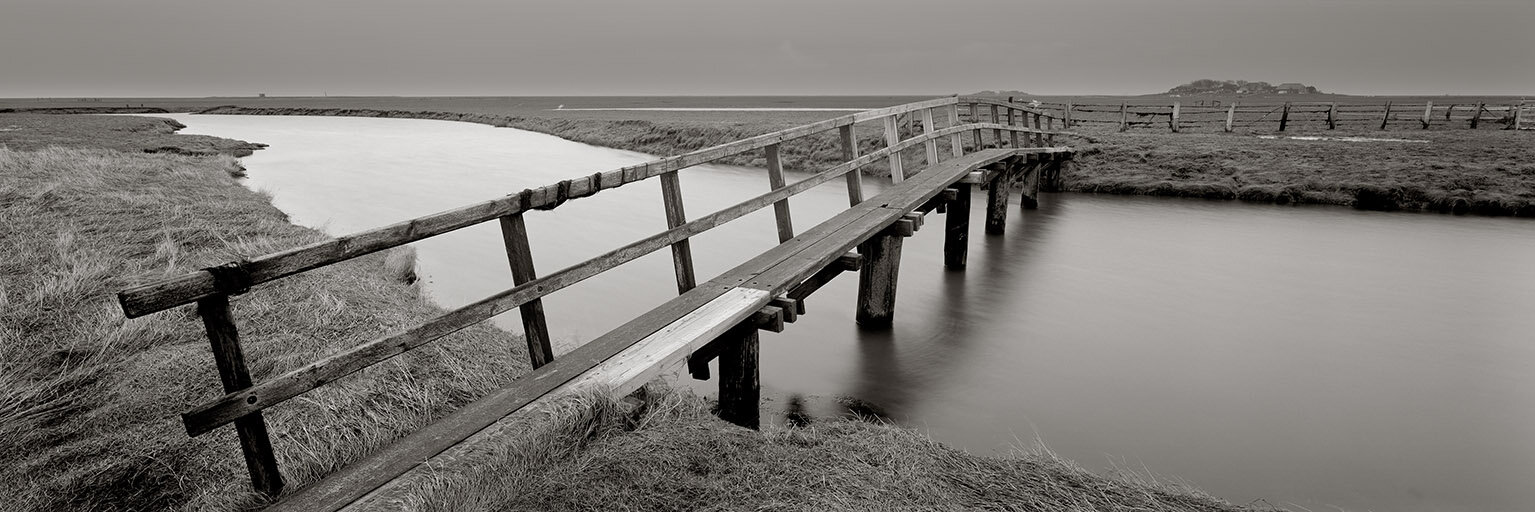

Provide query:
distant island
left=1167, top=79, right=1321, bottom=95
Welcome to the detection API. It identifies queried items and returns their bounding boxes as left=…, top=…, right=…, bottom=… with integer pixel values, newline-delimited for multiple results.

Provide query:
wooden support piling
left=883, top=115, right=905, bottom=183
left=499, top=214, right=556, bottom=366
left=1225, top=102, right=1237, bottom=132
left=716, top=323, right=760, bottom=429
left=196, top=295, right=284, bottom=497
left=658, top=173, right=698, bottom=293
left=944, top=183, right=971, bottom=269
left=1422, top=101, right=1433, bottom=129
left=1380, top=101, right=1393, bottom=130
left=855, top=231, right=904, bottom=328
left=839, top=125, right=863, bottom=206
left=1327, top=102, right=1338, bottom=130
left=984, top=164, right=1011, bottom=235
left=764, top=144, right=794, bottom=243
left=1170, top=102, right=1181, bottom=133
left=1020, top=155, right=1041, bottom=210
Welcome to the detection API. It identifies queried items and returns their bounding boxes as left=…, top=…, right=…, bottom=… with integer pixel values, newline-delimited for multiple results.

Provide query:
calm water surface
left=165, top=114, right=1535, bottom=512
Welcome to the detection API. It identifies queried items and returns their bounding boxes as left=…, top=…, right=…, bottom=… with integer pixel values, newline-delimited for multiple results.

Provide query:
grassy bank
left=0, top=128, right=527, bottom=510
left=2, top=115, right=1255, bottom=510
left=1064, top=128, right=1535, bottom=216
left=185, top=104, right=1535, bottom=217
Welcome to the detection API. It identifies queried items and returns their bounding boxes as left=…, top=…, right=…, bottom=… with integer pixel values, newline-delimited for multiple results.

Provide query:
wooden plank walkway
left=272, top=147, right=1033, bottom=511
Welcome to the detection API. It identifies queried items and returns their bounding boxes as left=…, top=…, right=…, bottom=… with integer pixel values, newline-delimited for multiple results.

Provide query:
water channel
left=161, top=113, right=1534, bottom=512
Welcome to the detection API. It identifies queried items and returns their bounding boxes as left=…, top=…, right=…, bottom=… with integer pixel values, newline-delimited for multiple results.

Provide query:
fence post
left=1170, top=102, right=1181, bottom=133
left=1380, top=101, right=1392, bottom=130
left=499, top=214, right=557, bottom=366
left=1279, top=102, right=1290, bottom=132
left=1119, top=102, right=1129, bottom=132
left=1516, top=103, right=1524, bottom=130
left=839, top=125, right=864, bottom=206
left=882, top=114, right=905, bottom=183
left=1507, top=104, right=1520, bottom=130
left=1327, top=102, right=1338, bottom=130
left=1422, top=101, right=1433, bottom=129
left=764, top=144, right=794, bottom=243
left=196, top=295, right=284, bottom=497
left=1065, top=102, right=1074, bottom=128
left=1225, top=102, right=1237, bottom=132
left=1471, top=102, right=1483, bottom=129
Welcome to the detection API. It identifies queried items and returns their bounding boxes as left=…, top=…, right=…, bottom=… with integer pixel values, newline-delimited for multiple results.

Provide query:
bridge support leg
left=717, top=324, right=760, bottom=429
left=984, top=164, right=1011, bottom=235
left=856, top=230, right=904, bottom=328
left=1020, top=155, right=1041, bottom=210
left=944, top=183, right=971, bottom=269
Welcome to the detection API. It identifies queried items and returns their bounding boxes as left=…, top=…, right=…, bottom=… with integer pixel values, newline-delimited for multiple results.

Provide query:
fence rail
left=1022, top=99, right=1529, bottom=132
left=116, top=95, right=1077, bottom=502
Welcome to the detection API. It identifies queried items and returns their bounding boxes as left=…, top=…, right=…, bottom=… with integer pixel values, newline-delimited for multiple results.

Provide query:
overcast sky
left=2, top=0, right=1530, bottom=97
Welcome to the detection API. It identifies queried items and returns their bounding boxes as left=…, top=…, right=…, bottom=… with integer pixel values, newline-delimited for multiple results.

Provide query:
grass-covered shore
left=2, top=114, right=1254, bottom=511
left=188, top=104, right=1535, bottom=217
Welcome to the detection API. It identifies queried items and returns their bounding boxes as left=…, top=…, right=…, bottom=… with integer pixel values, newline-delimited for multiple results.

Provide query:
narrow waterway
left=164, top=113, right=1535, bottom=512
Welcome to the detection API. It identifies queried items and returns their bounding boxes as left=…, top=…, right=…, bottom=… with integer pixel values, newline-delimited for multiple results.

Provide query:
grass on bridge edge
left=0, top=115, right=1255, bottom=511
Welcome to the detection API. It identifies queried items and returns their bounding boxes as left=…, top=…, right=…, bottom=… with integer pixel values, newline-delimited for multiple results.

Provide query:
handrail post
left=1007, top=107, right=1020, bottom=148
left=196, top=295, right=284, bottom=497
left=921, top=108, right=939, bottom=165
left=838, top=124, right=864, bottom=206
left=1032, top=113, right=1043, bottom=146
left=971, top=104, right=984, bottom=150
left=764, top=144, right=794, bottom=243
left=990, top=105, right=1003, bottom=148
left=499, top=214, right=556, bottom=366
left=882, top=115, right=905, bottom=183
left=946, top=105, right=963, bottom=157
left=1045, top=115, right=1055, bottom=145
left=658, top=172, right=698, bottom=293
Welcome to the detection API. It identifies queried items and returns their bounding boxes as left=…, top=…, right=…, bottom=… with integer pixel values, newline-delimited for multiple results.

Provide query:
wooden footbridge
left=117, top=96, right=1076, bottom=510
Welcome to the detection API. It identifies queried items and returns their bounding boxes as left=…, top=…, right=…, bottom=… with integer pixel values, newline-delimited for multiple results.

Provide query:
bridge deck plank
left=269, top=147, right=1057, bottom=512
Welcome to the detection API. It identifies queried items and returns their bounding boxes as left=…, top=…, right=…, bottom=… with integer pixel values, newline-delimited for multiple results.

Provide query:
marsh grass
left=0, top=146, right=525, bottom=511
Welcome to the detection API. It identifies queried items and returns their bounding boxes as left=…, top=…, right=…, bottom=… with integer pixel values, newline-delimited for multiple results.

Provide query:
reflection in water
left=165, top=114, right=1535, bottom=512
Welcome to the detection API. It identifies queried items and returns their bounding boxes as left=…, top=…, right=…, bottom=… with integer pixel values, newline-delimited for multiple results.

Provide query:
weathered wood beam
left=498, top=214, right=555, bottom=367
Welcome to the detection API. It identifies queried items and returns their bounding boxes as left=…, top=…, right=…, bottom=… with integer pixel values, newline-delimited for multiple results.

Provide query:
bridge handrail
left=114, top=96, right=1075, bottom=496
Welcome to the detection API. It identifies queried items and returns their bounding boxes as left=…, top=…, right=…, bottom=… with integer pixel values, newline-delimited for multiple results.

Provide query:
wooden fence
left=115, top=95, right=1075, bottom=504
left=1027, top=99, right=1530, bottom=133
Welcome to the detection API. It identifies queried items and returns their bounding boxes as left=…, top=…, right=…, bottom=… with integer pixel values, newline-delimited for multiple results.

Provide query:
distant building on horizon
left=1277, top=83, right=1311, bottom=94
